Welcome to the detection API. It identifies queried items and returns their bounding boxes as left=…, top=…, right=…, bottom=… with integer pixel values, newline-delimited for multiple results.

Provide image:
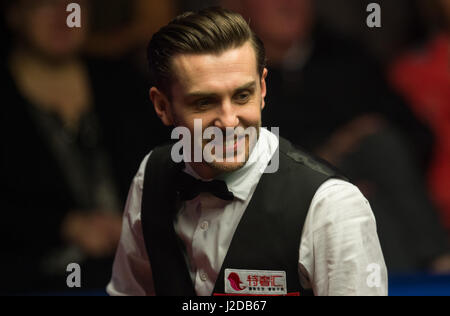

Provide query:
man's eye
left=235, top=92, right=250, bottom=103
left=196, top=99, right=213, bottom=108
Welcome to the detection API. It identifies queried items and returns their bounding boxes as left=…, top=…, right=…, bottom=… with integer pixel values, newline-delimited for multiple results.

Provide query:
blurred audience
left=222, top=0, right=450, bottom=273
left=390, top=0, right=450, bottom=234
left=1, top=0, right=448, bottom=296
left=0, top=0, right=167, bottom=294
left=178, top=0, right=220, bottom=13
left=83, top=0, right=176, bottom=59
left=314, top=0, right=429, bottom=65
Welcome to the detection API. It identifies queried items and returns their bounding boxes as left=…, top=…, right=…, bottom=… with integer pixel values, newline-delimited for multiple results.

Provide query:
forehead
left=170, top=42, right=259, bottom=95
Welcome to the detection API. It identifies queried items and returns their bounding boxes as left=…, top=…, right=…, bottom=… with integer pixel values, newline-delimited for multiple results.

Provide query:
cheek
left=172, top=111, right=217, bottom=137
left=171, top=101, right=214, bottom=127
left=173, top=107, right=211, bottom=127
left=239, top=102, right=263, bottom=126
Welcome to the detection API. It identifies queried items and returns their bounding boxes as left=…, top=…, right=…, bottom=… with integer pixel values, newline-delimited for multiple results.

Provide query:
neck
left=187, top=162, right=222, bottom=180
left=9, top=47, right=83, bottom=88
left=11, top=45, right=79, bottom=71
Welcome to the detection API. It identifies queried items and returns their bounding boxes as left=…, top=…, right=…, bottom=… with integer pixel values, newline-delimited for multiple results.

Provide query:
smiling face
left=151, top=41, right=268, bottom=179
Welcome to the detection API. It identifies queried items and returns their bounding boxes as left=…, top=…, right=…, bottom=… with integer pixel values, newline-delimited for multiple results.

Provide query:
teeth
left=209, top=135, right=244, bottom=147
left=225, top=139, right=236, bottom=147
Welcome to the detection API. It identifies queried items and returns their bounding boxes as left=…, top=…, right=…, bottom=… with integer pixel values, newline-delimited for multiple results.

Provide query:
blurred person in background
left=0, top=0, right=166, bottom=294
left=313, top=0, right=429, bottom=66
left=222, top=0, right=450, bottom=273
left=83, top=0, right=176, bottom=75
left=390, top=0, right=450, bottom=236
left=178, top=0, right=219, bottom=12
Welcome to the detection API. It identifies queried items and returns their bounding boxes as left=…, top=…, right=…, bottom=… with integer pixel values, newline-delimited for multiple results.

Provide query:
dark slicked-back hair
left=147, top=7, right=266, bottom=97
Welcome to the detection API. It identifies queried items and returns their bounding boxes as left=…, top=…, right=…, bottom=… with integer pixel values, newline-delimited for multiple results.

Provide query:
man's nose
left=214, top=100, right=239, bottom=129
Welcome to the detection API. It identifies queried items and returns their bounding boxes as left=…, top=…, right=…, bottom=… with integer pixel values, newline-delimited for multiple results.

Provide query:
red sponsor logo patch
left=224, top=269, right=287, bottom=295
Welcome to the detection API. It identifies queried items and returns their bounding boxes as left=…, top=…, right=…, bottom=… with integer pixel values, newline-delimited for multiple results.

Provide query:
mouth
left=204, top=134, right=247, bottom=159
left=223, top=135, right=246, bottom=153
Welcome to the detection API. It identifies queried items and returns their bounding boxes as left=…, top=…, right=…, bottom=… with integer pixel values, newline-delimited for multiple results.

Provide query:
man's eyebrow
left=185, top=91, right=219, bottom=99
left=186, top=81, right=257, bottom=99
left=234, top=81, right=257, bottom=92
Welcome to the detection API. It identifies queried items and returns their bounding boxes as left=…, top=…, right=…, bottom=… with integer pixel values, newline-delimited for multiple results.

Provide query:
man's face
left=163, top=41, right=268, bottom=177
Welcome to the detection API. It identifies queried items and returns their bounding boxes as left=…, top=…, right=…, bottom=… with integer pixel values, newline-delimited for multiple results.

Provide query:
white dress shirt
left=107, top=128, right=388, bottom=296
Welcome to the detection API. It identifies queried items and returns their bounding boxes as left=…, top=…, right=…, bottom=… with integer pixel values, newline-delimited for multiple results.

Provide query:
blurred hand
left=430, top=254, right=450, bottom=274
left=62, top=211, right=123, bottom=258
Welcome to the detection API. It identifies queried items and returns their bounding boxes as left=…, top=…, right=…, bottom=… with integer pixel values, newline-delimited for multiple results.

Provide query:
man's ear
left=260, top=68, right=268, bottom=111
left=150, top=87, right=174, bottom=126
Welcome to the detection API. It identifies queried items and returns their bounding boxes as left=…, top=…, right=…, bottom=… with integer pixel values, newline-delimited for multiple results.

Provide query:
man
left=107, top=7, right=387, bottom=296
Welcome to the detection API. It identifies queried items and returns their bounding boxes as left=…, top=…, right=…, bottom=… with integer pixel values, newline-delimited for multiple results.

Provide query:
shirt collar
left=184, top=128, right=279, bottom=201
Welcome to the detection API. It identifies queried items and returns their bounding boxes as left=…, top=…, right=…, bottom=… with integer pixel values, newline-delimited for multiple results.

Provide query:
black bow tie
left=176, top=171, right=235, bottom=201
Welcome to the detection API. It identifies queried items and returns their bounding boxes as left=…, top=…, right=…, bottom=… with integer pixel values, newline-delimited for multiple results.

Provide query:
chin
left=204, top=131, right=258, bottom=175
left=208, top=160, right=248, bottom=174
left=207, top=146, right=250, bottom=174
